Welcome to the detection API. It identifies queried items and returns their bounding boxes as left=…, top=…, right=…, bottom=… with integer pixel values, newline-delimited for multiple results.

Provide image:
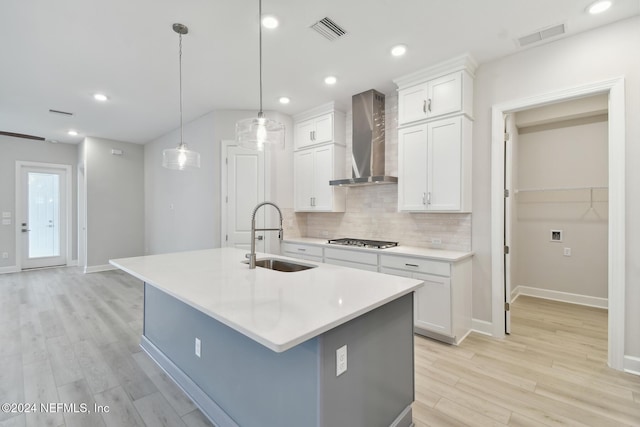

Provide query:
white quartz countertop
left=283, top=237, right=473, bottom=262
left=110, top=248, right=423, bottom=353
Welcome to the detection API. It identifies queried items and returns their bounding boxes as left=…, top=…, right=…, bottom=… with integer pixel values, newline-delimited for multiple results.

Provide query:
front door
left=19, top=164, right=69, bottom=269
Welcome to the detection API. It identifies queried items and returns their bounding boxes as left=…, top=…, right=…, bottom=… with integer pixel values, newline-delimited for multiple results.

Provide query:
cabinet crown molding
left=293, top=101, right=345, bottom=123
left=393, top=53, right=478, bottom=90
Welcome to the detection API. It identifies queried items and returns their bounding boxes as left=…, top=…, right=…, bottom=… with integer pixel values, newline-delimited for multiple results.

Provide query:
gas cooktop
left=327, top=238, right=398, bottom=249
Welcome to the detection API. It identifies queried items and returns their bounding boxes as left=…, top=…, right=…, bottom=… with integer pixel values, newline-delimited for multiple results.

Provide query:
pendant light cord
left=258, top=0, right=263, bottom=117
left=178, top=32, right=184, bottom=145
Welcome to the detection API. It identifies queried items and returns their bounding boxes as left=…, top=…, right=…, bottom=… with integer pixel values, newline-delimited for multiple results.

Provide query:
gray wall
left=471, top=16, right=640, bottom=356
left=514, top=116, right=608, bottom=299
left=144, top=283, right=414, bottom=427
left=84, top=137, right=144, bottom=268
left=144, top=110, right=293, bottom=255
left=0, top=135, right=78, bottom=269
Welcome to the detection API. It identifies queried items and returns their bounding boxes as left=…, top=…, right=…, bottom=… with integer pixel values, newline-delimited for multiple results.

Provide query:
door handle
left=255, top=235, right=264, bottom=241
left=22, top=229, right=31, bottom=233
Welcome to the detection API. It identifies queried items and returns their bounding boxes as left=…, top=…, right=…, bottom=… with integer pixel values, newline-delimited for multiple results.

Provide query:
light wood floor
left=0, top=268, right=638, bottom=426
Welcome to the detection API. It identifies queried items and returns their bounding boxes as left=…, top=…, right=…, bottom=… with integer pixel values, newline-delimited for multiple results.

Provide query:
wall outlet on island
left=431, top=238, right=442, bottom=247
left=336, top=345, right=347, bottom=377
left=195, top=337, right=201, bottom=358
left=321, top=230, right=329, bottom=237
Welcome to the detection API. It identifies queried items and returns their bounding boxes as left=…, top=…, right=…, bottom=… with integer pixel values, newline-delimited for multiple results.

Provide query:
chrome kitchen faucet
left=246, top=201, right=283, bottom=269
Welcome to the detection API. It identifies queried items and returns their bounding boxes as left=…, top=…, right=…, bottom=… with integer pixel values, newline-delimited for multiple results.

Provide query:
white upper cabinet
left=294, top=103, right=344, bottom=150
left=398, top=116, right=472, bottom=212
left=398, top=72, right=464, bottom=125
left=394, top=54, right=476, bottom=213
left=293, top=103, right=346, bottom=212
left=394, top=54, right=476, bottom=127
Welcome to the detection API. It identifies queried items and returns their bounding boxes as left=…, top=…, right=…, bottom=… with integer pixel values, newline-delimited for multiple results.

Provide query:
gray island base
left=143, top=283, right=415, bottom=427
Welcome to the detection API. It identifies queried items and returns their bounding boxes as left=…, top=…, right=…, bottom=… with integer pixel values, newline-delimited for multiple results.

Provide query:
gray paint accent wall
left=84, top=137, right=144, bottom=267
left=0, top=135, right=78, bottom=268
left=144, top=283, right=414, bottom=427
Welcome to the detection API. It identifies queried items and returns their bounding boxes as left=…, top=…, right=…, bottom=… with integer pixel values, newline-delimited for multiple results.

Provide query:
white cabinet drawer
left=325, top=258, right=378, bottom=272
left=379, top=254, right=450, bottom=277
left=281, top=243, right=323, bottom=259
left=324, top=247, right=378, bottom=266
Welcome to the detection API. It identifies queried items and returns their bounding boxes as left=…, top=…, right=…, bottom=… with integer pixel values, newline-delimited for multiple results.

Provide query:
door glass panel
left=28, top=172, right=60, bottom=258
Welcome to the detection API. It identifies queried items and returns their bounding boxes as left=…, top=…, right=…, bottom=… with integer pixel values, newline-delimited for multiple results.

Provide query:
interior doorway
left=491, top=77, right=626, bottom=371
left=503, top=96, right=609, bottom=336
left=220, top=140, right=270, bottom=252
left=16, top=161, right=72, bottom=269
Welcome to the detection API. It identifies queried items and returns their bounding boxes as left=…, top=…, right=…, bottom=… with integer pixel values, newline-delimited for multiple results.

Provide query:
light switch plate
left=1, top=212, right=10, bottom=218
left=336, top=345, right=347, bottom=376
left=1, top=219, right=10, bottom=225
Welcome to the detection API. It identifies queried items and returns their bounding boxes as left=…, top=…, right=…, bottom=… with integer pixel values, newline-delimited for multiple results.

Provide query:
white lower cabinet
left=380, top=254, right=471, bottom=345
left=324, top=247, right=378, bottom=272
left=281, top=242, right=323, bottom=263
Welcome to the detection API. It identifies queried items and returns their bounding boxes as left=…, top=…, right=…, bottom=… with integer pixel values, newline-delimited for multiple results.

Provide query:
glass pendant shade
left=162, top=23, right=201, bottom=170
left=236, top=114, right=285, bottom=151
left=235, top=0, right=285, bottom=151
left=162, top=142, right=201, bottom=170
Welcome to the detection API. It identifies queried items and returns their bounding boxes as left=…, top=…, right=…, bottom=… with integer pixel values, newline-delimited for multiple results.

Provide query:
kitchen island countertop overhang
left=110, top=247, right=423, bottom=352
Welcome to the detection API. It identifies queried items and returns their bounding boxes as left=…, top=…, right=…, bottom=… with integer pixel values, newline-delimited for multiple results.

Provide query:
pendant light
left=162, top=23, right=201, bottom=170
left=235, top=0, right=285, bottom=151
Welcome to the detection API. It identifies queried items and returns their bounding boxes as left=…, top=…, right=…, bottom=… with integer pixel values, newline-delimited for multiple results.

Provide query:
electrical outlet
left=321, top=230, right=329, bottom=237
left=431, top=238, right=442, bottom=245
left=336, top=345, right=347, bottom=376
left=563, top=248, right=571, bottom=257
left=195, top=337, right=201, bottom=358
left=1, top=252, right=8, bottom=259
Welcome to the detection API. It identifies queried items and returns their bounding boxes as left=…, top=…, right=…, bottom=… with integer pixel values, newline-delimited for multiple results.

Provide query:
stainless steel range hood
left=330, top=89, right=397, bottom=186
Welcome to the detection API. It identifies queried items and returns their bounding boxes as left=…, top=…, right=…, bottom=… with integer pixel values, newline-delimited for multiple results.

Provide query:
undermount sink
left=243, top=258, right=317, bottom=272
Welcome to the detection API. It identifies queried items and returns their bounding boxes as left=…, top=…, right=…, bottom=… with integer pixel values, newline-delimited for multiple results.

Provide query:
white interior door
left=223, top=143, right=265, bottom=252
left=504, top=114, right=513, bottom=334
left=19, top=164, right=68, bottom=269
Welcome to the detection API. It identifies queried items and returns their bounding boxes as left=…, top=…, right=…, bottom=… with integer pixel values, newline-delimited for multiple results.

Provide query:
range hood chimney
left=330, top=89, right=397, bottom=186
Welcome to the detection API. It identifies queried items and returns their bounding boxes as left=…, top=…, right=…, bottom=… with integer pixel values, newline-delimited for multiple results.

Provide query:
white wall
left=144, top=110, right=293, bottom=255
left=0, top=135, right=78, bottom=270
left=84, top=137, right=144, bottom=269
left=472, top=16, right=640, bottom=357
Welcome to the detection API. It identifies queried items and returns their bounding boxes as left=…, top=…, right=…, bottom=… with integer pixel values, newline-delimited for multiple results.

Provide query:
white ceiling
left=1, top=0, right=638, bottom=144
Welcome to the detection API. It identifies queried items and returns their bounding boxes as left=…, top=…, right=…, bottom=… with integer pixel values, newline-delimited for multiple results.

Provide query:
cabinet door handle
left=427, top=98, right=432, bottom=112
left=405, top=263, right=419, bottom=268
left=427, top=192, right=432, bottom=205
left=422, top=192, right=426, bottom=205
left=423, top=100, right=427, bottom=114
left=297, top=248, right=307, bottom=252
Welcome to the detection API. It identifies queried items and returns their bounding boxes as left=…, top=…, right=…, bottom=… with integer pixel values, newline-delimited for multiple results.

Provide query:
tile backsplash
left=304, top=185, right=471, bottom=251
left=289, top=93, right=472, bottom=253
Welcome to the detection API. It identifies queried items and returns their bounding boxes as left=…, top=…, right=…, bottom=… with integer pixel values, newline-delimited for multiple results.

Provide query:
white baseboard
left=67, top=259, right=78, bottom=267
left=0, top=265, right=20, bottom=275
left=84, top=264, right=117, bottom=274
left=623, top=355, right=640, bottom=376
left=471, top=318, right=493, bottom=336
left=512, top=285, right=608, bottom=309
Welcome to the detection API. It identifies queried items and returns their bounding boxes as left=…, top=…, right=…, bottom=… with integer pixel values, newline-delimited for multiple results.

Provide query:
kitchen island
left=110, top=247, right=423, bottom=427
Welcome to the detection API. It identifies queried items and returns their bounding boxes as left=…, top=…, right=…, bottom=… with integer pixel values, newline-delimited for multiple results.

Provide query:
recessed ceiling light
left=279, top=97, right=290, bottom=104
left=93, top=93, right=108, bottom=102
left=67, top=130, right=78, bottom=136
left=588, top=0, right=612, bottom=14
left=262, top=15, right=279, bottom=29
left=324, top=76, right=337, bottom=85
left=391, top=44, right=407, bottom=57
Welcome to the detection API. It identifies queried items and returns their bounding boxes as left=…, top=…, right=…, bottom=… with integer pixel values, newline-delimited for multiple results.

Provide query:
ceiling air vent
left=517, top=23, right=566, bottom=47
left=310, top=17, right=347, bottom=41
left=49, top=109, right=74, bottom=116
